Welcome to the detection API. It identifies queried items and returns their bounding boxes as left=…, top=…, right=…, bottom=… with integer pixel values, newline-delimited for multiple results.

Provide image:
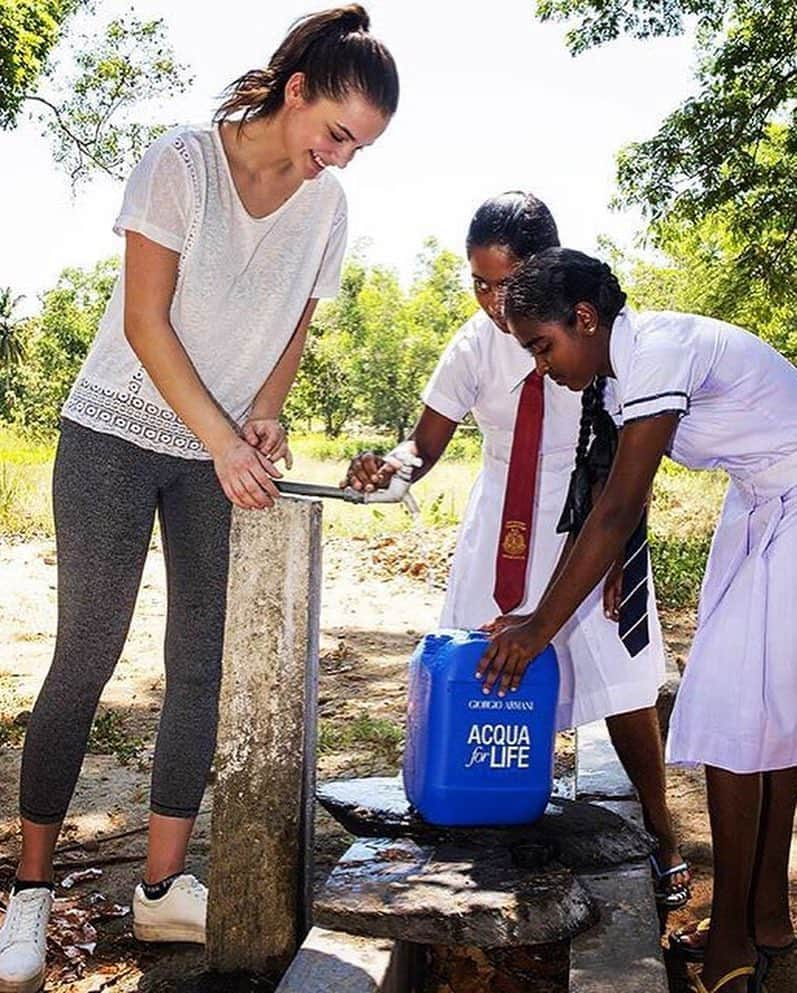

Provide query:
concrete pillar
left=206, top=497, right=322, bottom=975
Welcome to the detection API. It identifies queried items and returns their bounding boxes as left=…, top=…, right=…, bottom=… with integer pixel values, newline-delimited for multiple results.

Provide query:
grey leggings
left=20, top=419, right=231, bottom=823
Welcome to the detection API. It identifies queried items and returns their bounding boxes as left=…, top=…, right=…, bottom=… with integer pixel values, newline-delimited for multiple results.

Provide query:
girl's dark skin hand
left=341, top=407, right=458, bottom=491
left=603, top=559, right=624, bottom=621
left=342, top=450, right=393, bottom=492
left=480, top=613, right=531, bottom=636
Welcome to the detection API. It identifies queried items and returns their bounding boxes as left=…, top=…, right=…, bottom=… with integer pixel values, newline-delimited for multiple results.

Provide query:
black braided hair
left=557, top=375, right=617, bottom=536
left=575, top=376, right=606, bottom=470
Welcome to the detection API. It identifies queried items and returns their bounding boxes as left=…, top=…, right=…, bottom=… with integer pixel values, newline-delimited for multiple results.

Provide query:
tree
left=0, top=286, right=26, bottom=417
left=355, top=245, right=475, bottom=442
left=604, top=208, right=796, bottom=363
left=536, top=0, right=797, bottom=300
left=13, top=257, right=118, bottom=430
left=0, top=0, right=84, bottom=128
left=287, top=243, right=476, bottom=440
left=31, top=14, right=193, bottom=186
left=1, top=2, right=192, bottom=185
left=284, top=262, right=367, bottom=437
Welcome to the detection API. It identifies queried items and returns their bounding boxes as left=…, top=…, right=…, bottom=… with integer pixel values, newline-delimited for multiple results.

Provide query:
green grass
left=87, top=709, right=146, bottom=767
left=648, top=459, right=726, bottom=607
left=0, top=425, right=481, bottom=540
left=318, top=710, right=404, bottom=763
left=291, top=429, right=482, bottom=464
left=0, top=426, right=55, bottom=537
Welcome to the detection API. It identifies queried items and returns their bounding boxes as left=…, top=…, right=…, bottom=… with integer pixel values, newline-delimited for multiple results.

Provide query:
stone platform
left=314, top=776, right=654, bottom=949
left=314, top=836, right=598, bottom=947
left=316, top=775, right=654, bottom=872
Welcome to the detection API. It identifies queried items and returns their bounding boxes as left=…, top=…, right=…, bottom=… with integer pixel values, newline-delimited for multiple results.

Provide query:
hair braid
left=575, top=375, right=606, bottom=467
left=557, top=375, right=609, bottom=536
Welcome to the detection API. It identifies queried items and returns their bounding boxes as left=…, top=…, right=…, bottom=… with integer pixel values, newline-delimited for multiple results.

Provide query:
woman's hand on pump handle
left=242, top=417, right=293, bottom=469
left=342, top=451, right=397, bottom=492
left=212, top=433, right=283, bottom=511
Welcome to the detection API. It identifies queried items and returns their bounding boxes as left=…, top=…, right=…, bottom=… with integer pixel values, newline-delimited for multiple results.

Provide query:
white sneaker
left=132, top=874, right=206, bottom=944
left=0, top=887, right=52, bottom=993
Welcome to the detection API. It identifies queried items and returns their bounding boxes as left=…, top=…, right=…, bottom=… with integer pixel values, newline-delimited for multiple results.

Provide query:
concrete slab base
left=575, top=720, right=635, bottom=802
left=571, top=866, right=668, bottom=993
left=274, top=927, right=422, bottom=993
left=571, top=719, right=669, bottom=992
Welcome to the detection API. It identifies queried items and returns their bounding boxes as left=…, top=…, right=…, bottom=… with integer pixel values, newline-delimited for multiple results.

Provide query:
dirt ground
left=0, top=531, right=795, bottom=991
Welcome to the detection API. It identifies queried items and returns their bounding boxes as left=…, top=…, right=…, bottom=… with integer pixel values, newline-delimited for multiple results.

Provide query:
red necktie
left=493, top=371, right=544, bottom=614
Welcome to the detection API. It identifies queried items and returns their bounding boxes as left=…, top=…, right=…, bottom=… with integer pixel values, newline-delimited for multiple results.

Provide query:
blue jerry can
left=403, top=629, right=559, bottom=827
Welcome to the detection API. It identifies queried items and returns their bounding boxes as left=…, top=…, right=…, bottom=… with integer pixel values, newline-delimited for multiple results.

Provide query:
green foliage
left=649, top=532, right=712, bottom=607
left=88, top=708, right=146, bottom=766
left=284, top=262, right=366, bottom=437
left=537, top=0, right=723, bottom=54
left=0, top=0, right=84, bottom=128
left=605, top=206, right=797, bottom=363
left=0, top=286, right=26, bottom=418
left=648, top=459, right=725, bottom=607
left=1, top=2, right=191, bottom=185
left=287, top=240, right=477, bottom=441
left=292, top=431, right=393, bottom=462
left=0, top=425, right=54, bottom=535
left=354, top=240, right=476, bottom=442
left=536, top=0, right=797, bottom=304
left=12, top=256, right=118, bottom=430
left=318, top=710, right=404, bottom=763
left=32, top=13, right=193, bottom=186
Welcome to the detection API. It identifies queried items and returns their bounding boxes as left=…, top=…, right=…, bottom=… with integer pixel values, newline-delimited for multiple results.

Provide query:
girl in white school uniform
left=482, top=247, right=797, bottom=993
left=344, top=193, right=689, bottom=904
left=0, top=8, right=397, bottom=993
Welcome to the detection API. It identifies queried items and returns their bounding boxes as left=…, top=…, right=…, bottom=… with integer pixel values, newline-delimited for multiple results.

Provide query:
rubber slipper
left=650, top=853, right=691, bottom=910
left=751, top=951, right=769, bottom=992
left=670, top=916, right=711, bottom=961
left=672, top=918, right=795, bottom=965
left=687, top=962, right=756, bottom=993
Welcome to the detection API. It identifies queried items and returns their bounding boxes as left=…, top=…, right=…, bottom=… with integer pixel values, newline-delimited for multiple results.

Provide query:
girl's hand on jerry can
left=480, top=612, right=532, bottom=637
left=341, top=451, right=396, bottom=492
left=476, top=617, right=546, bottom=698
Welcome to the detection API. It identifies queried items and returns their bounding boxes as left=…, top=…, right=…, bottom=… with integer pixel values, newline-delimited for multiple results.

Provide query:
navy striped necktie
left=617, top=511, right=650, bottom=657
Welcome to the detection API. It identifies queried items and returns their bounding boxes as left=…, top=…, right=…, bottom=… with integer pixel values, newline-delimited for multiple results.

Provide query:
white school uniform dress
left=605, top=307, right=797, bottom=773
left=423, top=310, right=666, bottom=731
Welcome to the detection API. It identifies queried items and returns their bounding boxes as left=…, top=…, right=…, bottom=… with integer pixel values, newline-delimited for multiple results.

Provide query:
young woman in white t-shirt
left=343, top=193, right=690, bottom=910
left=481, top=247, right=797, bottom=993
left=0, top=7, right=397, bottom=989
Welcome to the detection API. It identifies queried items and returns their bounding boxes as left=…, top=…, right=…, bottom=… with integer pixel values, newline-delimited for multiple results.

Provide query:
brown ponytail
left=215, top=5, right=398, bottom=126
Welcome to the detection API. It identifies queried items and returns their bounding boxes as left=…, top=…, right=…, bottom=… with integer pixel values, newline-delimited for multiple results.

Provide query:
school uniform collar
left=608, top=306, right=637, bottom=390
left=502, top=328, right=535, bottom=392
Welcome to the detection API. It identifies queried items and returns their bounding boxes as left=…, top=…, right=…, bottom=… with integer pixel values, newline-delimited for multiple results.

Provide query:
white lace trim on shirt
left=63, top=371, right=209, bottom=458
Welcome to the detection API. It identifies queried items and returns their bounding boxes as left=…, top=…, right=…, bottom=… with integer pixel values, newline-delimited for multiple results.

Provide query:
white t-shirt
left=63, top=124, right=348, bottom=458
left=605, top=308, right=797, bottom=480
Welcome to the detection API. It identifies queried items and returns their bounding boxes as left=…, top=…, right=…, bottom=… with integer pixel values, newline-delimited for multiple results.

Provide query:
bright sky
left=0, top=0, right=696, bottom=314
